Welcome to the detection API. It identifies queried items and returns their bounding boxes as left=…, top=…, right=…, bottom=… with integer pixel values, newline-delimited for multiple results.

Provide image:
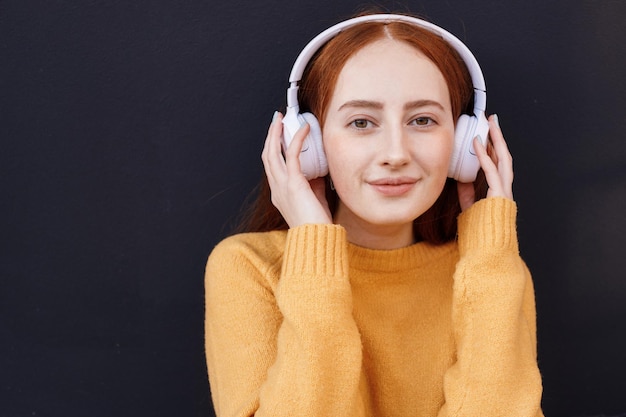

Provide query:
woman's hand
left=457, top=114, right=514, bottom=211
left=261, top=112, right=333, bottom=228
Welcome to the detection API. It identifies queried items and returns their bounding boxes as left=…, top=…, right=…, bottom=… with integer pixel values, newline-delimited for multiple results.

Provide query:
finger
left=262, top=111, right=282, bottom=158
left=488, top=114, right=509, bottom=150
left=474, top=135, right=509, bottom=199
left=262, top=112, right=286, bottom=181
left=473, top=136, right=499, bottom=181
left=488, top=114, right=514, bottom=188
left=475, top=136, right=513, bottom=200
left=488, top=115, right=513, bottom=171
left=486, top=139, right=498, bottom=166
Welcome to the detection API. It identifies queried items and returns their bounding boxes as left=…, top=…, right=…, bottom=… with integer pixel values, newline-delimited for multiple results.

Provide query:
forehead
left=331, top=38, right=450, bottom=105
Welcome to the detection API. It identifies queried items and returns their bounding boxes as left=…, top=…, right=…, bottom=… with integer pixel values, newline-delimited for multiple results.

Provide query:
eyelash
left=348, top=117, right=436, bottom=130
left=410, top=117, right=435, bottom=126
left=350, top=119, right=373, bottom=129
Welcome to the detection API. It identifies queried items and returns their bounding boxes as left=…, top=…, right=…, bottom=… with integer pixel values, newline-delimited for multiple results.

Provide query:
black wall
left=1, top=1, right=625, bottom=416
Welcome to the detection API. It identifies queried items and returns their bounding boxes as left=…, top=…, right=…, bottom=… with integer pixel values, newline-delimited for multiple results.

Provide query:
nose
left=381, top=125, right=411, bottom=167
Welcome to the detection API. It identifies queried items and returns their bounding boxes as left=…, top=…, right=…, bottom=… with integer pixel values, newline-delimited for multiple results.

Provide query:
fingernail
left=271, top=111, right=279, bottom=123
left=493, top=114, right=499, bottom=127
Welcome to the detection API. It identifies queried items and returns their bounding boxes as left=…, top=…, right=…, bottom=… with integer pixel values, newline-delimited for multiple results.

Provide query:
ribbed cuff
left=282, top=224, right=349, bottom=278
left=457, top=197, right=518, bottom=255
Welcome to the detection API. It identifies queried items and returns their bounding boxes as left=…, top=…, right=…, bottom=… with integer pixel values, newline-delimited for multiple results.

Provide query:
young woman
left=205, top=12, right=543, bottom=417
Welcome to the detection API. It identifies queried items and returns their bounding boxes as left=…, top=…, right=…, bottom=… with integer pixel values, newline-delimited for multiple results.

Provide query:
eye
left=350, top=119, right=372, bottom=129
left=410, top=117, right=434, bottom=126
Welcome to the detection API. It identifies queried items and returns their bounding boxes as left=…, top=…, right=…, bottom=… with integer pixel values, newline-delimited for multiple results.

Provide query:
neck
left=334, top=213, right=415, bottom=250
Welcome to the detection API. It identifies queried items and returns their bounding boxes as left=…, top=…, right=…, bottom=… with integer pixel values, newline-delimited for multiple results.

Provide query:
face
left=323, top=38, right=455, bottom=249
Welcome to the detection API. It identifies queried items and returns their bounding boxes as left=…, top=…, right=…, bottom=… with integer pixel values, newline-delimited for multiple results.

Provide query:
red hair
left=236, top=14, right=487, bottom=243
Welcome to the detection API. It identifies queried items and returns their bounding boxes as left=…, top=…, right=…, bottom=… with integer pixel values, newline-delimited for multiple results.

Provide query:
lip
left=368, top=177, right=418, bottom=196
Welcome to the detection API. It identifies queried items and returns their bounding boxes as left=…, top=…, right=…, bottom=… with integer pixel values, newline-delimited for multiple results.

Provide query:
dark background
left=1, top=0, right=625, bottom=416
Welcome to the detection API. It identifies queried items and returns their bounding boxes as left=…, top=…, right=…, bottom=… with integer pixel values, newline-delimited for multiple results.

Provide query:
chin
left=361, top=208, right=427, bottom=228
left=375, top=200, right=433, bottom=221
left=334, top=194, right=436, bottom=230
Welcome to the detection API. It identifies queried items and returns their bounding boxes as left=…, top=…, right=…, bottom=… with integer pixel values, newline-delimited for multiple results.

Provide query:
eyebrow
left=337, top=99, right=445, bottom=112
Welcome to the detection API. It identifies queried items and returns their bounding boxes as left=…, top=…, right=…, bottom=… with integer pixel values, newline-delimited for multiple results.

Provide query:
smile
left=368, top=177, right=418, bottom=196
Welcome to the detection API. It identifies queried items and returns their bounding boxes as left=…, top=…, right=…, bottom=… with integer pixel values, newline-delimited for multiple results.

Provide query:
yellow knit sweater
left=205, top=197, right=543, bottom=417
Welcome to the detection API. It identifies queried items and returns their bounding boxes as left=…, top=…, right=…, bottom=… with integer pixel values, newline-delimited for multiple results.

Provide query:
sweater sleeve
left=438, top=197, right=544, bottom=417
left=205, top=224, right=364, bottom=417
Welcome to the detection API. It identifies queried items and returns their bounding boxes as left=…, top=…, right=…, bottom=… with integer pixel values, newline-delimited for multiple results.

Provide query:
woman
left=205, top=12, right=543, bottom=417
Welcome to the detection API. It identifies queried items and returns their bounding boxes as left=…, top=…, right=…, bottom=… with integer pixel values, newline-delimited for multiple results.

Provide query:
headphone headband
left=287, top=14, right=486, bottom=112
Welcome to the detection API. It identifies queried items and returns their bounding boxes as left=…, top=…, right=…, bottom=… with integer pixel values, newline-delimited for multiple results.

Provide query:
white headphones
left=282, top=14, right=489, bottom=183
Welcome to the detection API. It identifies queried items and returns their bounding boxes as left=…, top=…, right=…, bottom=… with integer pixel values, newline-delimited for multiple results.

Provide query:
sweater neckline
left=346, top=240, right=456, bottom=273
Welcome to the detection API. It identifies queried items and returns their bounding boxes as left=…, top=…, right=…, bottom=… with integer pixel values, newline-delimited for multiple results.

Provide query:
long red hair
left=236, top=13, right=487, bottom=243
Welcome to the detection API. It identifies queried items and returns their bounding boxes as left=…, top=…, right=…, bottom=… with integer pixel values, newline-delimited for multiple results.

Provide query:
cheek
left=322, top=133, right=365, bottom=196
left=413, top=134, right=455, bottom=173
left=436, top=129, right=456, bottom=167
left=324, top=140, right=351, bottom=186
left=322, top=131, right=348, bottom=174
left=440, top=140, right=455, bottom=170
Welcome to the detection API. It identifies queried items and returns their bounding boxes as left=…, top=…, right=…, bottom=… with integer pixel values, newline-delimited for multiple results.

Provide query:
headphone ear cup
left=449, top=113, right=489, bottom=183
left=300, top=112, right=328, bottom=180
left=449, top=114, right=471, bottom=180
